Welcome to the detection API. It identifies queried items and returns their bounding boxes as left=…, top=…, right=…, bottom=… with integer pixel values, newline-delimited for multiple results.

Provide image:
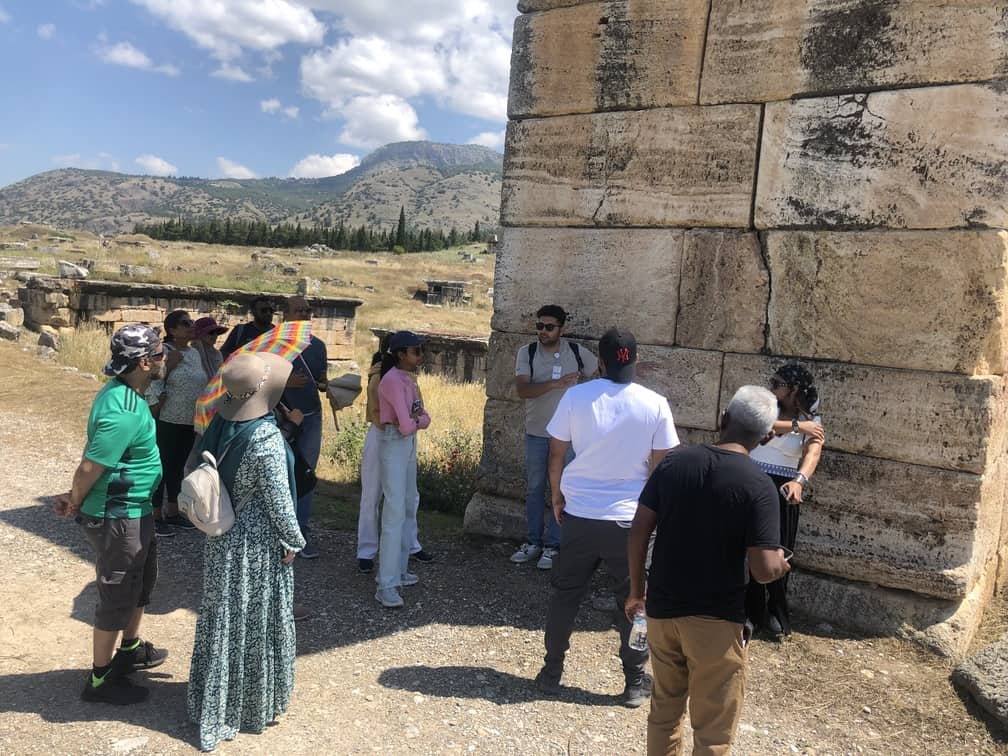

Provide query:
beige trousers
left=646, top=615, right=747, bottom=756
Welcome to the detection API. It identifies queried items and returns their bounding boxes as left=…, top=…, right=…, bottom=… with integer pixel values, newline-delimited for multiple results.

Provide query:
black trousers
left=543, top=513, right=648, bottom=679
left=745, top=473, right=801, bottom=634
left=153, top=420, right=196, bottom=506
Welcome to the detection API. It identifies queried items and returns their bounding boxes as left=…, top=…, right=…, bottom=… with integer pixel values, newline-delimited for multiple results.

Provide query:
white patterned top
left=147, top=346, right=210, bottom=426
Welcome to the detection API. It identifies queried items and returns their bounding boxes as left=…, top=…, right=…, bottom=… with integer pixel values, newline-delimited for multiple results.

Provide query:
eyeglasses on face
left=769, top=376, right=787, bottom=390
left=149, top=351, right=166, bottom=361
left=178, top=319, right=193, bottom=327
left=535, top=322, right=558, bottom=332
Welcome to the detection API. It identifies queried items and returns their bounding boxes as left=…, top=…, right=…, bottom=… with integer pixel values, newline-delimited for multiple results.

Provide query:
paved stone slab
left=953, top=632, right=1008, bottom=728
left=720, top=354, right=1006, bottom=473
left=767, top=230, right=1008, bottom=375
left=797, top=451, right=1005, bottom=599
left=676, top=229, right=767, bottom=353
left=491, top=227, right=682, bottom=346
left=488, top=331, right=723, bottom=430
left=701, top=0, right=1008, bottom=104
left=509, top=0, right=707, bottom=117
left=755, top=84, right=1008, bottom=229
left=502, top=105, right=760, bottom=228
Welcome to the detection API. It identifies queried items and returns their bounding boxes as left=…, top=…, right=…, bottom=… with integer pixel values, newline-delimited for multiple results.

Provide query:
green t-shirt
left=80, top=379, right=163, bottom=519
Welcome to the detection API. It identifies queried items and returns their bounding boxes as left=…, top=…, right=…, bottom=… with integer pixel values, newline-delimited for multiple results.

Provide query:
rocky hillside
left=0, top=142, right=503, bottom=235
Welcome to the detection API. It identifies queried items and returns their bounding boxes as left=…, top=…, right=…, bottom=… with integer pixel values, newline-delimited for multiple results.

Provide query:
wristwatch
left=793, top=472, right=809, bottom=487
left=791, top=418, right=800, bottom=434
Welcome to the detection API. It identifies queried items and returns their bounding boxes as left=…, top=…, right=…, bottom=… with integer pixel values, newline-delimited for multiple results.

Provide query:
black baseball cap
left=388, top=330, right=428, bottom=351
left=599, top=328, right=637, bottom=384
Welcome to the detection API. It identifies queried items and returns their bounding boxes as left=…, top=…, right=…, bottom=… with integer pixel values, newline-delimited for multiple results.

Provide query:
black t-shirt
left=639, top=444, right=780, bottom=623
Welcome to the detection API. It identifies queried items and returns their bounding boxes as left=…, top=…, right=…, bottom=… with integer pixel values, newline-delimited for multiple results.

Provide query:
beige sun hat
left=218, top=352, right=292, bottom=421
left=326, top=372, right=363, bottom=410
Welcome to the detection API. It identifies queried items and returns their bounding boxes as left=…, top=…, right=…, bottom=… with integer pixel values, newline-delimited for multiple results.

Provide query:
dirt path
left=0, top=342, right=1005, bottom=755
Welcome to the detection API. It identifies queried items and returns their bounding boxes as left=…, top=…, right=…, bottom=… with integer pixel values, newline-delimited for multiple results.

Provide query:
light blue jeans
left=525, top=434, right=573, bottom=549
left=294, top=411, right=322, bottom=540
left=377, top=425, right=419, bottom=590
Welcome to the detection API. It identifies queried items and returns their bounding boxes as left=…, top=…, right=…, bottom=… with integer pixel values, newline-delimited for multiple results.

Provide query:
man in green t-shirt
left=55, top=324, right=170, bottom=705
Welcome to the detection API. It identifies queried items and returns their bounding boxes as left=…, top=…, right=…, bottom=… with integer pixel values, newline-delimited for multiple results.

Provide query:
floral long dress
left=187, top=423, right=306, bottom=752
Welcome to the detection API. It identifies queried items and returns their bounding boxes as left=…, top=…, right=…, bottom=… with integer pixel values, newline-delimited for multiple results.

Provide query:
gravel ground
left=0, top=343, right=1006, bottom=755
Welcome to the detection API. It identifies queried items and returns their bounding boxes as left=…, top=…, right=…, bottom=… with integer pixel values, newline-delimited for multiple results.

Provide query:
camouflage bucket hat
left=103, top=324, right=162, bottom=377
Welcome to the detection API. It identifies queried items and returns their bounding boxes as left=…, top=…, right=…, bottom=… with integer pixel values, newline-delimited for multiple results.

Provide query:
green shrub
left=328, top=415, right=368, bottom=477
left=417, top=428, right=481, bottom=515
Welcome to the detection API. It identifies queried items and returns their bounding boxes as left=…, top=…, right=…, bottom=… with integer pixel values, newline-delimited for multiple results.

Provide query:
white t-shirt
left=749, top=414, right=822, bottom=477
left=546, top=379, right=679, bottom=521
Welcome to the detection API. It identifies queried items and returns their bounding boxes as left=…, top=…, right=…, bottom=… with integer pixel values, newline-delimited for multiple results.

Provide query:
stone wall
left=18, top=276, right=362, bottom=363
left=466, top=0, right=1008, bottom=657
left=371, top=328, right=488, bottom=383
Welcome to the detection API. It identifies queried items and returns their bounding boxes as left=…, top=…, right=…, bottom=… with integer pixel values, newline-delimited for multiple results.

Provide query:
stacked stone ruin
left=464, top=0, right=1008, bottom=656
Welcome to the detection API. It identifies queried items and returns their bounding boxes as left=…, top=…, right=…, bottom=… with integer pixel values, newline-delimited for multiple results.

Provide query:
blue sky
left=0, top=0, right=515, bottom=186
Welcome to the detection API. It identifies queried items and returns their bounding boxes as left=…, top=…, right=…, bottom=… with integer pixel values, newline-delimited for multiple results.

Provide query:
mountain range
left=0, top=141, right=503, bottom=235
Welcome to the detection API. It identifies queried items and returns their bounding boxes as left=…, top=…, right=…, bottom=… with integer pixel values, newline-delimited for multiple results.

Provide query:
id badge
left=551, top=365, right=563, bottom=380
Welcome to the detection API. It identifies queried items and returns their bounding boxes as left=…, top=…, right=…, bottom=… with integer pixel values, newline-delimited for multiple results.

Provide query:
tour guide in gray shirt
left=510, top=304, right=597, bottom=570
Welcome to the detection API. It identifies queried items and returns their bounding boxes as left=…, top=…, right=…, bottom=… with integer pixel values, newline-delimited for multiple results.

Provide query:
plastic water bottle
left=628, top=610, right=648, bottom=651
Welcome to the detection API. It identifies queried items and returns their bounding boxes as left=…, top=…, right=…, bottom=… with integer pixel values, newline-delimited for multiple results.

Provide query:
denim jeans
left=357, top=423, right=422, bottom=559
left=293, top=411, right=322, bottom=539
left=377, top=425, right=419, bottom=590
left=524, top=434, right=573, bottom=549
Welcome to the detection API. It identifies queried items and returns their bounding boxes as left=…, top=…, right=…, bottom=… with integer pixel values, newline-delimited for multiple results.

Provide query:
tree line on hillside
left=133, top=207, right=495, bottom=253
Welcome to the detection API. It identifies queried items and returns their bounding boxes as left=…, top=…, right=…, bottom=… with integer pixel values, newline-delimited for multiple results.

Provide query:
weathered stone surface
left=0, top=303, right=24, bottom=327
left=518, top=0, right=593, bottom=10
left=702, top=1, right=1008, bottom=104
left=756, top=85, right=1008, bottom=230
left=954, top=631, right=1008, bottom=727
left=476, top=398, right=528, bottom=501
left=502, top=105, right=760, bottom=228
left=491, top=227, right=682, bottom=345
left=0, top=257, right=40, bottom=271
left=797, top=451, right=1005, bottom=599
left=676, top=230, right=767, bottom=353
left=767, top=230, right=1008, bottom=375
left=0, top=321, right=20, bottom=341
left=720, top=354, right=1005, bottom=473
left=488, top=331, right=723, bottom=429
left=57, top=260, right=89, bottom=279
left=790, top=558, right=996, bottom=658
left=464, top=492, right=527, bottom=540
left=509, top=0, right=707, bottom=118
left=37, top=329, right=60, bottom=351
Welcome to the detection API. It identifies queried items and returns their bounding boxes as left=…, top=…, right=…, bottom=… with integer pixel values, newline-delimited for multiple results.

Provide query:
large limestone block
left=790, top=558, right=997, bottom=658
left=502, top=105, right=761, bottom=228
left=491, top=227, right=683, bottom=345
left=465, top=492, right=526, bottom=540
left=702, top=1, right=1008, bottom=104
left=767, top=230, right=1008, bottom=375
left=509, top=0, right=707, bottom=118
left=676, top=230, right=767, bottom=353
left=477, top=398, right=527, bottom=501
left=487, top=330, right=723, bottom=430
left=796, top=452, right=1006, bottom=599
left=720, top=354, right=1005, bottom=473
left=755, top=85, right=1008, bottom=229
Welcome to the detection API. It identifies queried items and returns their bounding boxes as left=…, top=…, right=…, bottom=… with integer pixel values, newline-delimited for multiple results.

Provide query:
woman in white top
left=745, top=363, right=824, bottom=637
left=147, top=310, right=209, bottom=535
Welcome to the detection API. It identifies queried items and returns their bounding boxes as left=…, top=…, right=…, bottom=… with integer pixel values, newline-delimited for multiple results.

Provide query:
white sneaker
left=375, top=588, right=404, bottom=608
left=510, top=543, right=543, bottom=564
left=537, top=547, right=559, bottom=570
left=400, top=572, right=419, bottom=586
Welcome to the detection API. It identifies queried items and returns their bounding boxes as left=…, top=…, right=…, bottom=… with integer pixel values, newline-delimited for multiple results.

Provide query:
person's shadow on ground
left=378, top=665, right=622, bottom=707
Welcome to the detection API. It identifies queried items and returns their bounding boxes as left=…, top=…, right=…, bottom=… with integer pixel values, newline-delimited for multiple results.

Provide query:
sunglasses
left=149, top=351, right=166, bottom=361
left=769, top=376, right=787, bottom=390
left=535, top=322, right=559, bottom=332
left=178, top=319, right=193, bottom=327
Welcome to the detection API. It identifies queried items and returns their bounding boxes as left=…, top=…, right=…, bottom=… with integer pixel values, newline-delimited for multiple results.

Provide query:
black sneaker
left=534, top=665, right=562, bottom=696
left=112, top=640, right=168, bottom=675
left=357, top=558, right=374, bottom=574
left=154, top=519, right=175, bottom=538
left=410, top=549, right=434, bottom=563
left=162, top=514, right=195, bottom=531
left=81, top=673, right=150, bottom=705
left=622, top=672, right=653, bottom=709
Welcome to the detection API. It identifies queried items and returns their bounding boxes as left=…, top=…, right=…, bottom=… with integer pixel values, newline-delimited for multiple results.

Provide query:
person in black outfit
left=219, top=296, right=276, bottom=359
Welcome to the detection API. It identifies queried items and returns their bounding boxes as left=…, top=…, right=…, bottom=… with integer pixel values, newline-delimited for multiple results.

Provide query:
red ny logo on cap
left=617, top=347, right=631, bottom=363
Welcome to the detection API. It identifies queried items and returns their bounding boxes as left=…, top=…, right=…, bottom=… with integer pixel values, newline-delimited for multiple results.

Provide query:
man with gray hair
left=626, top=385, right=791, bottom=755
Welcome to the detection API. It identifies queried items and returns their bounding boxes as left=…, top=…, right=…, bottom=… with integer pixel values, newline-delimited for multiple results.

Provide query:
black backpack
left=528, top=341, right=583, bottom=379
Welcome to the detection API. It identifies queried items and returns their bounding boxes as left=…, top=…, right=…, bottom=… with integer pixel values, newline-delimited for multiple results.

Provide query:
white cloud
left=96, top=40, right=180, bottom=76
left=260, top=98, right=281, bottom=113
left=289, top=153, right=360, bottom=178
left=0, top=4, right=9, bottom=24
left=216, top=157, right=257, bottom=179
left=335, top=95, right=426, bottom=149
left=51, top=152, right=120, bottom=171
left=283, top=105, right=299, bottom=119
left=135, top=154, right=177, bottom=176
left=131, top=0, right=324, bottom=61
left=37, top=23, right=56, bottom=40
left=212, top=63, right=253, bottom=82
left=467, top=130, right=505, bottom=151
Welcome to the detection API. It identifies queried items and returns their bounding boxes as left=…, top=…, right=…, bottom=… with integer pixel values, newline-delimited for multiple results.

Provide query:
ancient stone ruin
left=371, top=328, right=489, bottom=383
left=465, top=0, right=1008, bottom=656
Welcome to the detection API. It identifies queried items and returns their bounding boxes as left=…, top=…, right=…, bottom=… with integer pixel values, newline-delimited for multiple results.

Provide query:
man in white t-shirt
left=535, top=328, right=679, bottom=709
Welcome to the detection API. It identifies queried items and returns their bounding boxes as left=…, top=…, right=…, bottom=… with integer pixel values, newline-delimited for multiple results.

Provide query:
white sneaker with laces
left=400, top=572, right=419, bottom=586
left=375, top=588, right=404, bottom=608
left=510, top=543, right=543, bottom=564
left=537, top=547, right=559, bottom=570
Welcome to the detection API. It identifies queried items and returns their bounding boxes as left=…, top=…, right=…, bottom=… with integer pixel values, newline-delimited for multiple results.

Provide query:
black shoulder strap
left=569, top=342, right=584, bottom=372
left=528, top=342, right=537, bottom=378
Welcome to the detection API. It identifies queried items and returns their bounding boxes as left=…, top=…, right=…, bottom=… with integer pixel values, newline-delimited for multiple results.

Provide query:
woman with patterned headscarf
left=745, top=363, right=824, bottom=638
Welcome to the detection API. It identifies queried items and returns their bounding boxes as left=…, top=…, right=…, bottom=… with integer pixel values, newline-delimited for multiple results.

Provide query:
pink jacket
left=378, top=367, right=431, bottom=435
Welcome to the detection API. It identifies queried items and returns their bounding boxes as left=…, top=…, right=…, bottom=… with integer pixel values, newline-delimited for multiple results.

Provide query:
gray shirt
left=515, top=339, right=598, bottom=437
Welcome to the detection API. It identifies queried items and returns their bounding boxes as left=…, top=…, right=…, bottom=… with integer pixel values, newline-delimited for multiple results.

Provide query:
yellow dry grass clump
left=56, top=320, right=111, bottom=378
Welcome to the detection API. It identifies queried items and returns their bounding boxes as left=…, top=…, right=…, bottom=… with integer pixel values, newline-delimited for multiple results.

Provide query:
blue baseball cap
left=387, top=330, right=428, bottom=352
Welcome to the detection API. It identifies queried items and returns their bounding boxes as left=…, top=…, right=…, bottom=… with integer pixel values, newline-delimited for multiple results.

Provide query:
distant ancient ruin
left=466, top=0, right=1008, bottom=656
